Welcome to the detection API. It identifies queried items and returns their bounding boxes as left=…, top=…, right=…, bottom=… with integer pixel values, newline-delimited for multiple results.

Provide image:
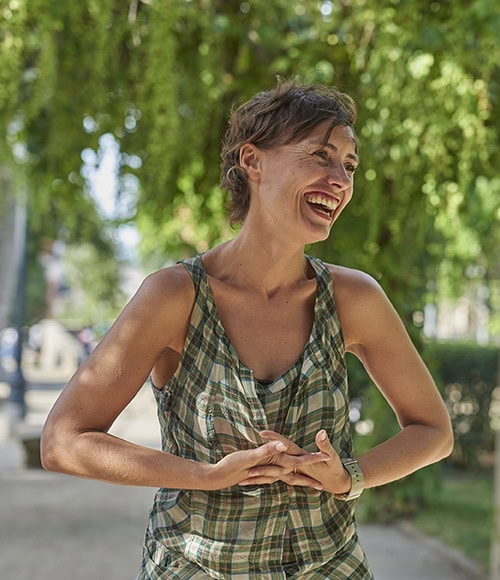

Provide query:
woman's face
left=248, top=121, right=358, bottom=245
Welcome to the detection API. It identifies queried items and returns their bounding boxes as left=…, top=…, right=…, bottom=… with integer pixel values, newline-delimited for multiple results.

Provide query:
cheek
left=342, top=182, right=353, bottom=200
left=338, top=186, right=354, bottom=213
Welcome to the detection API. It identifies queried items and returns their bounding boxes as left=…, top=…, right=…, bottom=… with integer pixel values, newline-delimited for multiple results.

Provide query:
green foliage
left=128, top=0, right=498, bottom=320
left=0, top=1, right=126, bottom=321
left=310, top=0, right=500, bottom=314
left=345, top=352, right=373, bottom=400
left=350, top=340, right=499, bottom=520
left=60, top=243, right=124, bottom=325
left=2, top=6, right=124, bottom=206
left=2, top=2, right=498, bottom=316
left=424, top=340, right=499, bottom=468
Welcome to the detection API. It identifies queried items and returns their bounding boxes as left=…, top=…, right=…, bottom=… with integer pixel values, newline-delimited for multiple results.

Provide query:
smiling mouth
left=304, top=193, right=339, bottom=219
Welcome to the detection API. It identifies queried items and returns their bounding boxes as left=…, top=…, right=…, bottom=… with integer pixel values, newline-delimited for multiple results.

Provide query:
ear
left=239, top=143, right=262, bottom=181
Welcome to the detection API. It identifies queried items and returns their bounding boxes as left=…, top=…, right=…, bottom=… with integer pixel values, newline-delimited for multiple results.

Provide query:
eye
left=344, top=162, right=357, bottom=174
left=312, top=149, right=329, bottom=164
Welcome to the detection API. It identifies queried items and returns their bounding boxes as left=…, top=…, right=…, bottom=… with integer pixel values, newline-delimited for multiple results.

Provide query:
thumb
left=315, top=430, right=336, bottom=457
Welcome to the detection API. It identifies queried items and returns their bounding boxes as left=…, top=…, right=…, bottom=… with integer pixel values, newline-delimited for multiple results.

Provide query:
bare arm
left=41, top=265, right=327, bottom=489
left=41, top=265, right=199, bottom=487
left=333, top=266, right=453, bottom=489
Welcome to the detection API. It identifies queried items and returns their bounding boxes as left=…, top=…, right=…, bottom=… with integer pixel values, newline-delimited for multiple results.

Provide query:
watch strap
left=333, top=458, right=364, bottom=501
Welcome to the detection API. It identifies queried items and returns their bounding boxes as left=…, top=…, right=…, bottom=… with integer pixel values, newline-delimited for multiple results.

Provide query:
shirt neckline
left=195, top=253, right=324, bottom=384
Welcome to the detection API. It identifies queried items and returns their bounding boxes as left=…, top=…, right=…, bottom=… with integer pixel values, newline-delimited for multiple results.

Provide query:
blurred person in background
left=0, top=327, right=18, bottom=380
left=41, top=80, right=453, bottom=579
left=77, top=326, right=96, bottom=362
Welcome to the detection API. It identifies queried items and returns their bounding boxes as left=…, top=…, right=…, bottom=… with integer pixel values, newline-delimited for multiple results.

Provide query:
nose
left=325, top=161, right=352, bottom=190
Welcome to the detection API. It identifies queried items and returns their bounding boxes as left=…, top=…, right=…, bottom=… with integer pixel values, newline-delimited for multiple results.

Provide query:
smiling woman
left=41, top=79, right=453, bottom=579
left=239, top=122, right=357, bottom=245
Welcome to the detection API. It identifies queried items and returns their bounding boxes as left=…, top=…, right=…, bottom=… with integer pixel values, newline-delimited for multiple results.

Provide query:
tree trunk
left=0, top=164, right=25, bottom=331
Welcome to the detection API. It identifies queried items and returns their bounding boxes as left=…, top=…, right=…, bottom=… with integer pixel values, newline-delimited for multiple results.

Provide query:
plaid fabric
left=138, top=255, right=373, bottom=579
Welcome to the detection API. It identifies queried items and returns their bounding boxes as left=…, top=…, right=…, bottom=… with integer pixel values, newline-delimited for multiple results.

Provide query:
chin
left=306, top=223, right=333, bottom=244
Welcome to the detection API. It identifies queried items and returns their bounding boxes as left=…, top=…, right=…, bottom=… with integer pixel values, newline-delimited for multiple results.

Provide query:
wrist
left=177, top=458, right=215, bottom=490
left=193, top=461, right=219, bottom=490
left=338, top=466, right=352, bottom=495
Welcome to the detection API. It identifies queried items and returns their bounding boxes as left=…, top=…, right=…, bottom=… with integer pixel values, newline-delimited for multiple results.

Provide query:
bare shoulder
left=138, top=263, right=195, bottom=308
left=324, top=263, right=398, bottom=351
left=105, top=262, right=195, bottom=355
left=326, top=263, right=383, bottom=302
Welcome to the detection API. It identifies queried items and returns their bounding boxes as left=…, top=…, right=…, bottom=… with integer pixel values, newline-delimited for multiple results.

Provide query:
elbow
left=443, top=430, right=455, bottom=460
left=436, top=419, right=454, bottom=461
left=40, top=424, right=68, bottom=473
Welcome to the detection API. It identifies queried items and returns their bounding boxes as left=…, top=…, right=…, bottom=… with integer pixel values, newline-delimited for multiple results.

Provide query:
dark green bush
left=423, top=341, right=499, bottom=468
left=346, top=341, right=499, bottom=520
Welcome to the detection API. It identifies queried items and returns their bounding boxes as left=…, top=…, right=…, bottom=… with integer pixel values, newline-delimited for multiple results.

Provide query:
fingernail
left=318, top=430, right=327, bottom=441
left=276, top=442, right=287, bottom=452
left=314, top=484, right=323, bottom=491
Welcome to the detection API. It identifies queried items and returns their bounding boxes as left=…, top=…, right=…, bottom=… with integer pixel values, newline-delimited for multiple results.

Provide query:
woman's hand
left=237, top=430, right=351, bottom=494
left=207, top=439, right=330, bottom=491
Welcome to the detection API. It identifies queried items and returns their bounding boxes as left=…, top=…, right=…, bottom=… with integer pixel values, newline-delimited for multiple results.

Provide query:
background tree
left=0, top=0, right=124, bottom=325
left=2, top=1, right=497, bottom=307
left=0, top=167, right=25, bottom=330
left=1, top=0, right=498, bottom=516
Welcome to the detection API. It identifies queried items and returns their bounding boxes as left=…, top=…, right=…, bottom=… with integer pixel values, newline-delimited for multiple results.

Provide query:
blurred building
left=424, top=279, right=498, bottom=345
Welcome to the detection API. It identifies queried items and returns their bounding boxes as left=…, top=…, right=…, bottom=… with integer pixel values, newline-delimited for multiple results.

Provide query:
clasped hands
left=211, top=429, right=351, bottom=495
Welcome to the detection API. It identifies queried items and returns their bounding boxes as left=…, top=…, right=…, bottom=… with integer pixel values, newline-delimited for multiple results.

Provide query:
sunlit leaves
left=0, top=0, right=498, bottom=312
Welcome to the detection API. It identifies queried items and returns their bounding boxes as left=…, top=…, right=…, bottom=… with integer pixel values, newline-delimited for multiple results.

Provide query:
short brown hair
left=220, top=79, right=357, bottom=225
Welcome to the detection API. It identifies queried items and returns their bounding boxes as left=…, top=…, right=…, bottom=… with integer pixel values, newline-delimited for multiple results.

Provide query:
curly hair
left=220, top=79, right=357, bottom=226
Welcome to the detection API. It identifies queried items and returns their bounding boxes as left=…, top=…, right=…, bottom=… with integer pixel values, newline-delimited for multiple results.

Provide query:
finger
left=259, top=430, right=303, bottom=454
left=260, top=431, right=330, bottom=465
left=281, top=474, right=323, bottom=491
left=239, top=473, right=323, bottom=491
left=241, top=459, right=321, bottom=480
left=246, top=465, right=289, bottom=479
left=252, top=440, right=288, bottom=460
left=273, top=452, right=329, bottom=471
left=293, top=452, right=331, bottom=466
left=239, top=476, right=279, bottom=486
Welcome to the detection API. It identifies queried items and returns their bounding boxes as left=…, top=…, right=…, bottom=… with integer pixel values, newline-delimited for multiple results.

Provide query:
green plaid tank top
left=138, top=254, right=373, bottom=579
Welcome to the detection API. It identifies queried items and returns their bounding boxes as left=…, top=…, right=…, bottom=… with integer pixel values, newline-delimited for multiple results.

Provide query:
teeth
left=304, top=194, right=339, bottom=211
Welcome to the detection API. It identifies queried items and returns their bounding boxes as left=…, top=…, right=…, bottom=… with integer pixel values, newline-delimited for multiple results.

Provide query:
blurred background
left=0, top=0, right=499, bottom=578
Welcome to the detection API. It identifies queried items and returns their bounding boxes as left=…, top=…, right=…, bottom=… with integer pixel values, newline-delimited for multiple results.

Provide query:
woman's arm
left=41, top=265, right=199, bottom=486
left=333, top=265, right=453, bottom=489
left=41, top=265, right=327, bottom=489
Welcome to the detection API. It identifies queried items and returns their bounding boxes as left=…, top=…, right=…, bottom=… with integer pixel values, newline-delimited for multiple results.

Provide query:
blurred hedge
left=423, top=341, right=499, bottom=468
left=347, top=340, right=499, bottom=520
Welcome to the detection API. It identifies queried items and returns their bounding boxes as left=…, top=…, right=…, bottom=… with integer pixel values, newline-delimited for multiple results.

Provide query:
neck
left=206, top=227, right=312, bottom=297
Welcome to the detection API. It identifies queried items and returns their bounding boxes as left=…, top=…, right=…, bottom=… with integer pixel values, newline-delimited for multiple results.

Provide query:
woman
left=41, top=80, right=453, bottom=578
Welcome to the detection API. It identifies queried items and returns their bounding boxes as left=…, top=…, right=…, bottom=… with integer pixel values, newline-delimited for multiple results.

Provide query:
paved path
left=0, top=382, right=483, bottom=579
left=0, top=469, right=481, bottom=580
